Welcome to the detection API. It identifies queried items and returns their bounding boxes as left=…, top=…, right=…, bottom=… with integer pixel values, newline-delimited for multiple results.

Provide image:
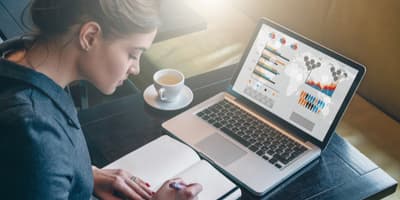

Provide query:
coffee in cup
left=153, top=69, right=184, bottom=102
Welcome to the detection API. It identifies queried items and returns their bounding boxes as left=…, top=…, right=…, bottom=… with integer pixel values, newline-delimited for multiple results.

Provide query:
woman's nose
left=129, top=65, right=140, bottom=75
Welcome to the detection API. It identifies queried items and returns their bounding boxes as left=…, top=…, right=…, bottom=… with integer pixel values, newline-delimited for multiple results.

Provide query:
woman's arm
left=1, top=114, right=74, bottom=200
left=91, top=167, right=203, bottom=200
left=92, top=166, right=153, bottom=200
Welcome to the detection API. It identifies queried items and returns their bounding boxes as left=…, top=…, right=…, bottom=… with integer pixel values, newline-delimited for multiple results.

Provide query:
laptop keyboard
left=196, top=100, right=308, bottom=169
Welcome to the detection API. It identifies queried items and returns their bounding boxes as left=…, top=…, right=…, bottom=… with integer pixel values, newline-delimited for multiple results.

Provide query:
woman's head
left=29, top=0, right=160, bottom=94
left=30, top=0, right=160, bottom=40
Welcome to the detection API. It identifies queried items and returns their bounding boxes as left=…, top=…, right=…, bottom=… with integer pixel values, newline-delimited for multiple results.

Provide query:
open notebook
left=104, top=135, right=241, bottom=200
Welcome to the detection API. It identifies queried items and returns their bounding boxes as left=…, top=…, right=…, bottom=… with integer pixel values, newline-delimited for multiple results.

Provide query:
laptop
left=162, top=18, right=365, bottom=196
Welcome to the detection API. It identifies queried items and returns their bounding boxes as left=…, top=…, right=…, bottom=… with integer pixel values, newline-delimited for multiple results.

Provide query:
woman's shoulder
left=0, top=82, right=35, bottom=118
left=0, top=83, right=55, bottom=131
left=0, top=92, right=41, bottom=133
left=0, top=77, right=58, bottom=118
left=0, top=89, right=73, bottom=151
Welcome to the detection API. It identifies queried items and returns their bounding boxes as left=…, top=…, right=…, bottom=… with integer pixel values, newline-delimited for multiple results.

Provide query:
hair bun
left=29, top=0, right=160, bottom=39
left=30, top=0, right=80, bottom=36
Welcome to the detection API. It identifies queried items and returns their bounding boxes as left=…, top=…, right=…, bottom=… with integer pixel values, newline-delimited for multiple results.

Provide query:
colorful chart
left=253, top=66, right=276, bottom=84
left=303, top=55, right=339, bottom=97
left=290, top=43, right=298, bottom=50
left=261, top=49, right=286, bottom=66
left=298, top=91, right=326, bottom=114
left=305, top=80, right=337, bottom=97
left=265, top=45, right=290, bottom=62
left=253, top=48, right=283, bottom=85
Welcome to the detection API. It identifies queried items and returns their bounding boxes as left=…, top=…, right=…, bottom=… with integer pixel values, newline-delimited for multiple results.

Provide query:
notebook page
left=175, top=160, right=240, bottom=199
left=104, top=135, right=200, bottom=191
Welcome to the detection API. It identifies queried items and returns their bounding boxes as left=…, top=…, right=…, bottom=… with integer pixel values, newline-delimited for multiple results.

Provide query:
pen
left=169, top=182, right=187, bottom=191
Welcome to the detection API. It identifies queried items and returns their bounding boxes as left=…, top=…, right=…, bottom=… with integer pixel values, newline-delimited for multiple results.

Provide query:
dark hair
left=30, top=0, right=160, bottom=40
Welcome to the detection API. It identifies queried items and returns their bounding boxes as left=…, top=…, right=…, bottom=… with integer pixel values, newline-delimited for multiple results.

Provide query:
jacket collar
left=0, top=38, right=80, bottom=129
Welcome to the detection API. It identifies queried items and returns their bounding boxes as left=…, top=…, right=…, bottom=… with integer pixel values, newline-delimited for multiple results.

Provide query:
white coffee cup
left=153, top=69, right=185, bottom=103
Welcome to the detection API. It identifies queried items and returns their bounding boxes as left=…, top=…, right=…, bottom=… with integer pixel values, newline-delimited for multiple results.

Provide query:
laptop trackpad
left=195, top=133, right=247, bottom=166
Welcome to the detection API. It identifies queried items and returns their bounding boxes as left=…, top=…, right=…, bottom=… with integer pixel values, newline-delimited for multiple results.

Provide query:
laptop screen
left=232, top=23, right=360, bottom=142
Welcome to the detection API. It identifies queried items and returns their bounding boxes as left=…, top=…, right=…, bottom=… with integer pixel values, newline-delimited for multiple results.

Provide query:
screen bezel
left=229, top=18, right=365, bottom=150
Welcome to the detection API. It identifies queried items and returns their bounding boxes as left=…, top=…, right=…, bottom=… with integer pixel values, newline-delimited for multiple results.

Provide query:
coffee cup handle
left=158, top=88, right=168, bottom=101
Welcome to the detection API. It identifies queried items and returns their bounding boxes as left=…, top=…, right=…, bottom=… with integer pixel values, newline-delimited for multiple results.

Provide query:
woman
left=0, top=0, right=202, bottom=199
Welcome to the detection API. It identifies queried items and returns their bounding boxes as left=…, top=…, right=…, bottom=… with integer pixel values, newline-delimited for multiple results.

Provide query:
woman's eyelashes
left=129, top=54, right=137, bottom=60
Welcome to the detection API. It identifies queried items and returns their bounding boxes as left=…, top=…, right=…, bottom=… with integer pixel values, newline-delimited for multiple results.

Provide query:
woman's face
left=79, top=29, right=157, bottom=95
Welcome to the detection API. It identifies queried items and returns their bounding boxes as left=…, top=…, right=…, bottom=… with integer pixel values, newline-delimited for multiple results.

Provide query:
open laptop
left=162, top=18, right=365, bottom=196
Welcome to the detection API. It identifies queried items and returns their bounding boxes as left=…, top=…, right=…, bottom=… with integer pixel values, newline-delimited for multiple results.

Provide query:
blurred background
left=140, top=1, right=400, bottom=199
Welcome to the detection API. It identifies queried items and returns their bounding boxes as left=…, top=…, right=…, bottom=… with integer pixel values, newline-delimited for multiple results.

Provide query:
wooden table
left=78, top=64, right=397, bottom=200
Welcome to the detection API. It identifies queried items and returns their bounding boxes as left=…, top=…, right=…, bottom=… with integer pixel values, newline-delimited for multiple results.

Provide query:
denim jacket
left=0, top=38, right=93, bottom=200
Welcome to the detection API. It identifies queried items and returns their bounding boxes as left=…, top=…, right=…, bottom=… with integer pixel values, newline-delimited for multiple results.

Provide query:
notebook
left=104, top=135, right=241, bottom=200
left=162, top=18, right=365, bottom=196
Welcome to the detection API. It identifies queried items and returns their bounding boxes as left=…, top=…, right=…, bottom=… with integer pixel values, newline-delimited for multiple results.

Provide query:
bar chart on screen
left=298, top=90, right=326, bottom=114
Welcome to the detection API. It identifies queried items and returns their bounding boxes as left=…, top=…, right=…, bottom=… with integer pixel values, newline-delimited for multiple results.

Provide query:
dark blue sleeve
left=1, top=111, right=74, bottom=200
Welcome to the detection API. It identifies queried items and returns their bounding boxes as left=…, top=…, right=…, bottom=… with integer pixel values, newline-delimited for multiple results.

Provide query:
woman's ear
left=79, top=22, right=102, bottom=51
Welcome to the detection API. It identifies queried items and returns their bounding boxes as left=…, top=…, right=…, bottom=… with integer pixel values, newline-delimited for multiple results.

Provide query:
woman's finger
left=131, top=176, right=153, bottom=195
left=108, top=169, right=153, bottom=197
left=111, top=176, right=144, bottom=200
left=179, top=183, right=203, bottom=200
left=125, top=178, right=152, bottom=199
left=114, top=169, right=153, bottom=194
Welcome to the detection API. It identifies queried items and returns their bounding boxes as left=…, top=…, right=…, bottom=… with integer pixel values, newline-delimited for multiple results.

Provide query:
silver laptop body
left=162, top=18, right=365, bottom=196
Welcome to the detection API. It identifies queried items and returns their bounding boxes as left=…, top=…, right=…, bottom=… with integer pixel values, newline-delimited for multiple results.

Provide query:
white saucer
left=143, top=84, right=193, bottom=111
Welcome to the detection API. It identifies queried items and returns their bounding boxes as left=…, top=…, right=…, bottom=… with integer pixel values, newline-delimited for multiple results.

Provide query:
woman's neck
left=10, top=38, right=80, bottom=88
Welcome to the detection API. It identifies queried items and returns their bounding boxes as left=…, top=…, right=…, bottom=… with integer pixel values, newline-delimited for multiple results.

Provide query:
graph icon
left=252, top=43, right=289, bottom=85
left=290, top=43, right=298, bottom=50
left=269, top=32, right=276, bottom=39
left=280, top=37, right=286, bottom=45
left=298, top=91, right=326, bottom=114
left=303, top=55, right=345, bottom=97
left=305, top=80, right=337, bottom=97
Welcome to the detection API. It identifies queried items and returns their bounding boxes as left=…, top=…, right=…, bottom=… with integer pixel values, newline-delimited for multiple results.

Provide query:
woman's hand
left=151, top=178, right=202, bottom=200
left=92, top=166, right=154, bottom=200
